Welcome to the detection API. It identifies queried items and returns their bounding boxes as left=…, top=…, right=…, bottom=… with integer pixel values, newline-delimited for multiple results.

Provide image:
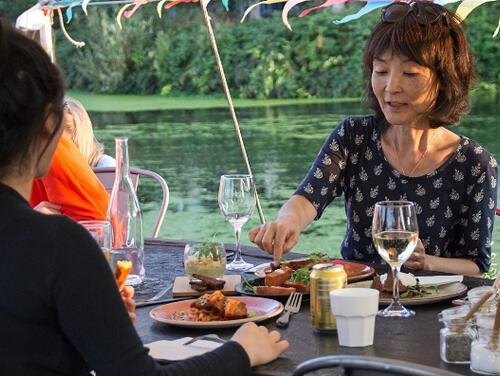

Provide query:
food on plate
left=371, top=273, right=406, bottom=293
left=114, top=260, right=132, bottom=289
left=264, top=266, right=293, bottom=287
left=281, top=253, right=330, bottom=270
left=255, top=286, right=297, bottom=295
left=189, top=291, right=248, bottom=321
left=282, top=281, right=310, bottom=293
left=262, top=252, right=329, bottom=274
left=184, top=241, right=226, bottom=279
left=243, top=266, right=311, bottom=296
left=247, top=252, right=329, bottom=295
left=189, top=273, right=226, bottom=292
left=371, top=273, right=440, bottom=299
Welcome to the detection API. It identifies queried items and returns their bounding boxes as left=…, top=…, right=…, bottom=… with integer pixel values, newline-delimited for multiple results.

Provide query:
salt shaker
left=471, top=312, right=500, bottom=375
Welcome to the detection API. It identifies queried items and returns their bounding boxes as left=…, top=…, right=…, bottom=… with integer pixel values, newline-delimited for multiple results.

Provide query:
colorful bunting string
left=241, top=0, right=498, bottom=36
left=27, top=0, right=498, bottom=47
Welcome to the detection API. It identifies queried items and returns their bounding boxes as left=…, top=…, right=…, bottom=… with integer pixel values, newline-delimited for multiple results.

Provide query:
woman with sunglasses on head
left=250, top=1, right=497, bottom=277
left=0, top=19, right=287, bottom=376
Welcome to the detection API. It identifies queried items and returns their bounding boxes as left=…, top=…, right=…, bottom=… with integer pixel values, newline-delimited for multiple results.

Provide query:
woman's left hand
left=120, top=285, right=136, bottom=321
left=404, top=239, right=427, bottom=271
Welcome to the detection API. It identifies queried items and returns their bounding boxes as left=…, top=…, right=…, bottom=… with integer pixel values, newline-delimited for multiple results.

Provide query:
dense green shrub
left=8, top=2, right=494, bottom=98
left=57, top=10, right=159, bottom=94
left=152, top=7, right=376, bottom=99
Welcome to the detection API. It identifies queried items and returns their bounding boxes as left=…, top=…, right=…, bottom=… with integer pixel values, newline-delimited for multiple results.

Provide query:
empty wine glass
left=218, top=174, right=256, bottom=270
left=372, top=201, right=419, bottom=318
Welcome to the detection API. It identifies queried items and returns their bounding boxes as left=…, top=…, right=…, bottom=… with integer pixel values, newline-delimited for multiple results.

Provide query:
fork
left=183, top=334, right=227, bottom=346
left=276, top=292, right=302, bottom=328
left=135, top=283, right=173, bottom=306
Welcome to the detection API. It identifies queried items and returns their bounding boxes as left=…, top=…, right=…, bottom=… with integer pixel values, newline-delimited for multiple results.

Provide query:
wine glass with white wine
left=218, top=175, right=256, bottom=270
left=372, top=201, right=419, bottom=318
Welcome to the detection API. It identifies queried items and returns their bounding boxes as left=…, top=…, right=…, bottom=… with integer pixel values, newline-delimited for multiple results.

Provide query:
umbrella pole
left=199, top=1, right=266, bottom=225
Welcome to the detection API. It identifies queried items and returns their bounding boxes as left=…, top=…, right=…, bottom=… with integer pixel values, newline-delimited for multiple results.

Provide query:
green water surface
left=89, top=100, right=499, bottom=272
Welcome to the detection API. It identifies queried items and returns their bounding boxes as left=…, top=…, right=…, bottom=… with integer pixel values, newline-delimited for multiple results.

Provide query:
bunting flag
left=40, top=0, right=229, bottom=21
left=27, top=0, right=232, bottom=42
left=241, top=0, right=286, bottom=23
left=333, top=1, right=390, bottom=25
left=455, top=0, right=496, bottom=21
left=242, top=0, right=498, bottom=35
left=494, top=17, right=500, bottom=38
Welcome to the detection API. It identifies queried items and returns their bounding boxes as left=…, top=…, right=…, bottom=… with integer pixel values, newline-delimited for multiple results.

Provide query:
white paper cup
left=330, top=288, right=379, bottom=347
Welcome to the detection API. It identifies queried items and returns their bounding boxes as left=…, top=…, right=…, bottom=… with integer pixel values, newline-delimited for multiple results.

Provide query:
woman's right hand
left=120, top=285, right=136, bottom=322
left=248, top=215, right=301, bottom=263
left=231, top=322, right=289, bottom=367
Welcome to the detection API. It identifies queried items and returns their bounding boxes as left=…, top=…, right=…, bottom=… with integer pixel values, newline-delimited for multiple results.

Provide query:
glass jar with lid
left=470, top=312, right=500, bottom=375
left=438, top=306, right=476, bottom=364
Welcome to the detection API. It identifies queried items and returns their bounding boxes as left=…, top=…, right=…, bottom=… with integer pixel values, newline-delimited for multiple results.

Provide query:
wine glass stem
left=392, top=265, right=401, bottom=306
left=233, top=224, right=243, bottom=262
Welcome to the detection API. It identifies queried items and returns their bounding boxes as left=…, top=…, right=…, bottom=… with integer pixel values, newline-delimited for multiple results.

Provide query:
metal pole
left=199, top=0, right=266, bottom=224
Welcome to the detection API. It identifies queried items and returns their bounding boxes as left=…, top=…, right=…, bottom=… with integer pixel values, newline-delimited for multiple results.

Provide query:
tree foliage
left=3, top=1, right=498, bottom=98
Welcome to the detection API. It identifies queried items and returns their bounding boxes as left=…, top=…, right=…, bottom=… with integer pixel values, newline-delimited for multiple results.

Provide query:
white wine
left=373, top=230, right=418, bottom=267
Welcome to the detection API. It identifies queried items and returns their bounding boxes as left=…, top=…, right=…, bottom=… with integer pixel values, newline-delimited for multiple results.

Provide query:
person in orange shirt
left=63, top=97, right=115, bottom=168
left=30, top=132, right=109, bottom=221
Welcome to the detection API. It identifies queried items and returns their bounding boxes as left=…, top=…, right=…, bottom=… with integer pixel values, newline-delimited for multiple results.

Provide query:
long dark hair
left=0, top=18, right=65, bottom=178
left=364, top=2, right=476, bottom=128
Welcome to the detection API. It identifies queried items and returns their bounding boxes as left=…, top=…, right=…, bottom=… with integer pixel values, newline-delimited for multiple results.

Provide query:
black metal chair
left=293, top=355, right=462, bottom=376
left=93, top=167, right=169, bottom=238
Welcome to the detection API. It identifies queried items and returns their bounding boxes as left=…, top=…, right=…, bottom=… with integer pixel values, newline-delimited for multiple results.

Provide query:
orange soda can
left=310, top=263, right=347, bottom=331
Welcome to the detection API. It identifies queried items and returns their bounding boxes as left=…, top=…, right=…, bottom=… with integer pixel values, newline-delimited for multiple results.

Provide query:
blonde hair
left=63, top=97, right=104, bottom=167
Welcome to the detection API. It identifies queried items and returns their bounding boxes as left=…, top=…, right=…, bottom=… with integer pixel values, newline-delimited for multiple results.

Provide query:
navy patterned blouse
left=295, top=116, right=498, bottom=272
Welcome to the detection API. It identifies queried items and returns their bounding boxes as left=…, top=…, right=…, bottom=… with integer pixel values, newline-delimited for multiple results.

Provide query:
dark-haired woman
left=0, top=19, right=287, bottom=375
left=250, top=2, right=497, bottom=277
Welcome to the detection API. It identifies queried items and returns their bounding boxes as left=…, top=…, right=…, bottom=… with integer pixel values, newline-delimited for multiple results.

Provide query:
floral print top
left=295, top=116, right=497, bottom=272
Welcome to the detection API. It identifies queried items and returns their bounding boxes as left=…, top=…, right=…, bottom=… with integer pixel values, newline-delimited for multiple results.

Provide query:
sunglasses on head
left=382, top=2, right=449, bottom=25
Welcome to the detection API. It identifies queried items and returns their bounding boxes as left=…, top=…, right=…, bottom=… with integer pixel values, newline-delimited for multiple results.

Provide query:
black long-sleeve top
left=0, top=183, right=251, bottom=375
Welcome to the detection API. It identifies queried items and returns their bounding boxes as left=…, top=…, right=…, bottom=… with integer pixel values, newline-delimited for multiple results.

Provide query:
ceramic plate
left=348, top=280, right=468, bottom=306
left=254, top=259, right=375, bottom=282
left=150, top=296, right=283, bottom=328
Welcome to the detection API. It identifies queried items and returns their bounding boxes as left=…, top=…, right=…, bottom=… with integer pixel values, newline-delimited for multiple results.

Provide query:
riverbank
left=69, top=91, right=361, bottom=112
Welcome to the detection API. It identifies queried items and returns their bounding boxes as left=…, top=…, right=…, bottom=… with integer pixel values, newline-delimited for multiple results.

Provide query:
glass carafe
left=106, top=137, right=144, bottom=286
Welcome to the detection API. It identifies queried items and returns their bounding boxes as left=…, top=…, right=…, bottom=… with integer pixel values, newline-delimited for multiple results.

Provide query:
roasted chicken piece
left=281, top=256, right=329, bottom=270
left=264, top=266, right=293, bottom=287
left=255, top=286, right=296, bottom=295
left=282, top=280, right=310, bottom=293
left=384, top=272, right=407, bottom=293
left=190, top=291, right=248, bottom=321
left=371, top=274, right=406, bottom=293
left=224, top=298, right=248, bottom=320
left=189, top=274, right=226, bottom=292
left=191, top=290, right=225, bottom=315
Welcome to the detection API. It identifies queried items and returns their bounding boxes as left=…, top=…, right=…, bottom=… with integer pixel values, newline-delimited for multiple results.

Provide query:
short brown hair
left=364, top=2, right=476, bottom=128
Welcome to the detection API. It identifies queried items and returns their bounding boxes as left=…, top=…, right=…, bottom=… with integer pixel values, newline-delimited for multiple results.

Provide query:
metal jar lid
left=311, top=263, right=345, bottom=278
